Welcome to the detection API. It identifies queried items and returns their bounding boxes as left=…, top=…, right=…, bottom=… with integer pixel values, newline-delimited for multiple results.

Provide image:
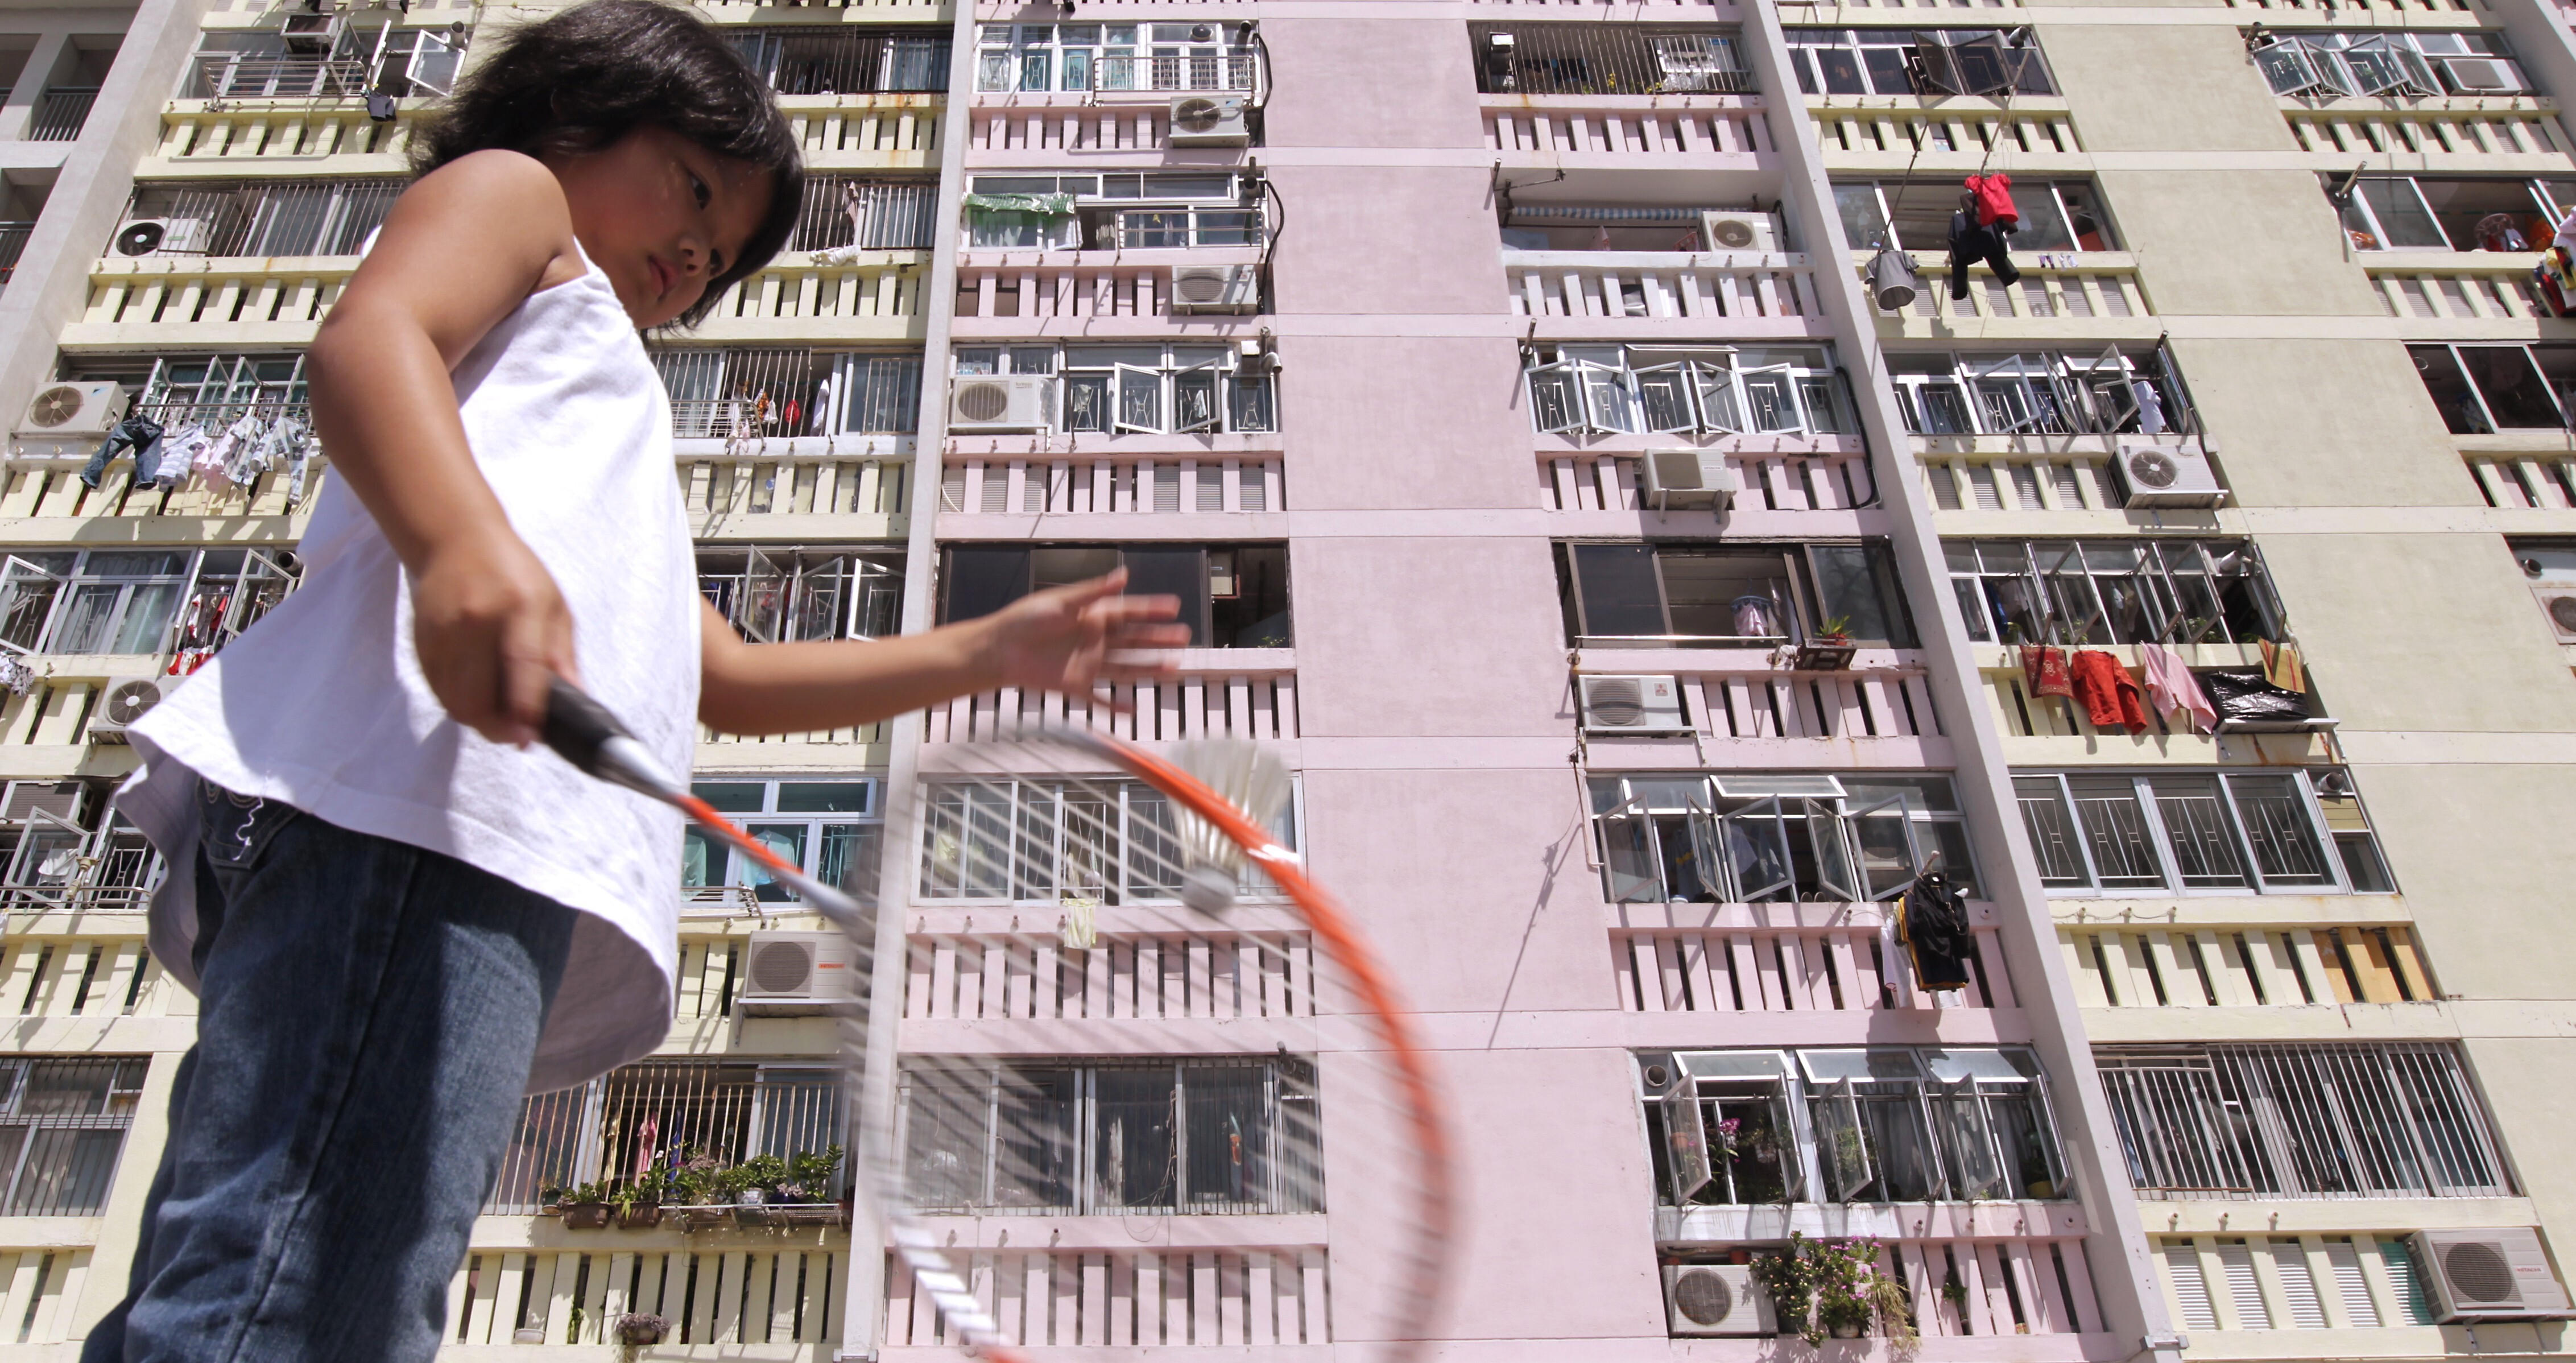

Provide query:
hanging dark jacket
left=1896, top=871, right=1976, bottom=992
left=1949, top=210, right=2020, bottom=301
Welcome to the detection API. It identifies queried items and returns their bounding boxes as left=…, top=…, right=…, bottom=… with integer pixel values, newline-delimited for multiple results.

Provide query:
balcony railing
left=2283, top=101, right=2575, bottom=162
left=1, top=936, right=186, bottom=1021
left=693, top=256, right=926, bottom=342
left=884, top=1246, right=1328, bottom=1349
left=1573, top=660, right=1944, bottom=749
left=155, top=106, right=406, bottom=163
left=1922, top=450, right=2130, bottom=513
left=968, top=104, right=1185, bottom=154
left=2097, top=1042, right=2512, bottom=1200
left=0, top=223, right=28, bottom=295
left=679, top=451, right=909, bottom=528
left=1810, top=102, right=2083, bottom=163
left=0, top=456, right=321, bottom=523
left=953, top=253, right=1264, bottom=323
left=449, top=1242, right=846, bottom=1347
left=2064, top=923, right=2434, bottom=1010
left=0, top=1249, right=86, bottom=1345
left=926, top=655, right=1299, bottom=744
left=1978, top=645, right=2330, bottom=757
left=1615, top=899, right=2017, bottom=1014
left=1876, top=252, right=2150, bottom=324
left=906, top=928, right=1317, bottom=1022
left=2363, top=253, right=2556, bottom=324
left=784, top=98, right=941, bottom=159
left=1541, top=448, right=1874, bottom=515
left=28, top=88, right=97, bottom=142
left=185, top=53, right=373, bottom=101
left=1504, top=250, right=1821, bottom=328
left=977, top=52, right=1257, bottom=97
left=942, top=454, right=1282, bottom=517
left=2465, top=450, right=2576, bottom=507
left=1484, top=101, right=1773, bottom=158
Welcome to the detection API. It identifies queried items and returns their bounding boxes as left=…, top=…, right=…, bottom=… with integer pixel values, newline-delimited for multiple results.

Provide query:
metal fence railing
left=28, top=88, right=96, bottom=142
left=486, top=1059, right=847, bottom=1214
left=2097, top=1043, right=2513, bottom=1201
left=792, top=178, right=938, bottom=253
left=1469, top=23, right=1754, bottom=96
left=655, top=349, right=922, bottom=439
left=731, top=28, right=950, bottom=94
left=115, top=180, right=399, bottom=260
left=185, top=53, right=374, bottom=101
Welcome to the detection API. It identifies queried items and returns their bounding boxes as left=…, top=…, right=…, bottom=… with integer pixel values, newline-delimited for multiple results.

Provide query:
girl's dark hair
left=412, top=0, right=804, bottom=327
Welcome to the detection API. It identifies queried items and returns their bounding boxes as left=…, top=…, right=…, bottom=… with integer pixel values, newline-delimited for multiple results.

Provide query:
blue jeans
left=82, top=784, right=578, bottom=1363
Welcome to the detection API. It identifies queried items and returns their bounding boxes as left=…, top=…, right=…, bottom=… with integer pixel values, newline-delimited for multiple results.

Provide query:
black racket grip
left=541, top=676, right=632, bottom=780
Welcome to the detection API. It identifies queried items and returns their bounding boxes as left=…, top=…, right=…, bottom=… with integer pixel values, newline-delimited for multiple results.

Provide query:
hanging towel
left=2260, top=638, right=2307, bottom=693
left=1896, top=872, right=1975, bottom=993
left=2019, top=644, right=2073, bottom=699
left=2139, top=643, right=2217, bottom=734
left=2133, top=380, right=2167, bottom=435
left=2069, top=649, right=2150, bottom=734
left=1966, top=172, right=2019, bottom=228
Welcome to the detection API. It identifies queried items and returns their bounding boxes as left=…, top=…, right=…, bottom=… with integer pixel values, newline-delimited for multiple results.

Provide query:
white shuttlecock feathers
left=1168, top=740, right=1294, bottom=915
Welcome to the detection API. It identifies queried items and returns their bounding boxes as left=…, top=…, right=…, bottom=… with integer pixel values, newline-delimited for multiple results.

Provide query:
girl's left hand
left=971, top=568, right=1189, bottom=697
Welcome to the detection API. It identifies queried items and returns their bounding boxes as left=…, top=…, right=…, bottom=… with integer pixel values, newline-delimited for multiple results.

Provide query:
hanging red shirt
left=1966, top=173, right=2019, bottom=229
left=2069, top=650, right=2150, bottom=734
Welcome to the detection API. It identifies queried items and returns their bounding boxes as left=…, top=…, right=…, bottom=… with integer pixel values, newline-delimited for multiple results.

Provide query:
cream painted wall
left=2042, top=23, right=2300, bottom=153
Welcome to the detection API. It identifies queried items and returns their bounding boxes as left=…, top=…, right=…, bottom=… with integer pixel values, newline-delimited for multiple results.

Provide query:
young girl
left=84, top=5, right=1181, bottom=1358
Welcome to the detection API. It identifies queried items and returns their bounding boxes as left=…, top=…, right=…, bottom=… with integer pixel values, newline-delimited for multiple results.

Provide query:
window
left=1557, top=542, right=1913, bottom=648
left=917, top=774, right=1300, bottom=904
left=2012, top=769, right=2391, bottom=896
left=1785, top=28, right=2053, bottom=97
left=1891, top=348, right=2183, bottom=438
left=976, top=22, right=1255, bottom=93
left=940, top=543, right=1287, bottom=647
left=699, top=548, right=903, bottom=645
left=1641, top=1048, right=2066, bottom=1207
left=117, top=179, right=398, bottom=260
left=1524, top=345, right=1846, bottom=437
left=680, top=779, right=881, bottom=907
left=962, top=175, right=1258, bottom=253
left=2410, top=343, right=2576, bottom=433
left=652, top=349, right=923, bottom=439
left=0, top=1058, right=146, bottom=1216
left=952, top=345, right=1276, bottom=437
left=729, top=27, right=951, bottom=94
left=2330, top=175, right=2575, bottom=253
left=1945, top=539, right=2283, bottom=647
left=489, top=1059, right=848, bottom=1215
left=900, top=1058, right=1319, bottom=1215
left=1590, top=773, right=1977, bottom=904
left=2097, top=1044, right=2510, bottom=1200
left=1834, top=178, right=2113, bottom=254
left=2254, top=31, right=2525, bottom=100
left=1471, top=23, right=1752, bottom=96
left=0, top=547, right=299, bottom=659
left=125, top=353, right=308, bottom=426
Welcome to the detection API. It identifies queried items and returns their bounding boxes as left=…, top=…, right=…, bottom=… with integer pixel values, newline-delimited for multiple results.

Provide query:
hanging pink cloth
left=2140, top=643, right=2217, bottom=735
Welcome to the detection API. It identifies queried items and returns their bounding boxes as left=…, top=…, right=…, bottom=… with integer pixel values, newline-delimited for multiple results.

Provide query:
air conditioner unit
left=16, top=382, right=128, bottom=440
left=1172, top=264, right=1259, bottom=315
left=1578, top=675, right=1690, bottom=735
left=2438, top=57, right=2530, bottom=94
left=947, top=375, right=1053, bottom=432
left=2409, top=1229, right=2574, bottom=1321
left=1664, top=1265, right=1775, bottom=1337
left=2532, top=585, right=2576, bottom=643
left=1167, top=94, right=1250, bottom=146
left=1698, top=210, right=1780, bottom=254
left=737, top=930, right=862, bottom=1015
left=1640, top=449, right=1740, bottom=512
left=113, top=218, right=212, bottom=258
left=87, top=677, right=167, bottom=744
left=2112, top=441, right=2227, bottom=509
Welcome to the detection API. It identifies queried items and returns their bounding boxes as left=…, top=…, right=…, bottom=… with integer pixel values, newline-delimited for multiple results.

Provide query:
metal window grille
left=731, top=28, right=950, bottom=94
left=119, top=181, right=399, bottom=260
left=1469, top=23, right=1753, bottom=96
left=0, top=1058, right=147, bottom=1216
left=898, top=1058, right=1321, bottom=1217
left=486, top=1060, right=848, bottom=1215
left=2097, top=1043, right=2512, bottom=1200
left=654, top=349, right=922, bottom=439
left=28, top=88, right=96, bottom=142
left=793, top=178, right=938, bottom=252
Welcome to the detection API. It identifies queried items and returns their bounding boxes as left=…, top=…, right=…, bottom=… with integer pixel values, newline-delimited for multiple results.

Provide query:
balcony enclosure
left=698, top=547, right=902, bottom=646
left=961, top=173, right=1261, bottom=253
left=1557, top=540, right=1915, bottom=650
left=1784, top=27, right=2054, bottom=98
left=1892, top=348, right=2186, bottom=439
left=489, top=1060, right=847, bottom=1215
left=1469, top=23, right=1752, bottom=97
left=728, top=27, right=949, bottom=96
left=789, top=177, right=938, bottom=253
left=1640, top=1048, right=2066, bottom=1208
left=1526, top=345, right=1850, bottom=439
left=0, top=780, right=159, bottom=916
left=2013, top=768, right=2394, bottom=897
left=899, top=1058, right=1320, bottom=1216
left=940, top=543, right=1289, bottom=648
left=2411, top=342, right=2576, bottom=433
left=651, top=349, right=922, bottom=441
left=0, top=1059, right=146, bottom=1216
left=113, top=180, right=398, bottom=260
left=1946, top=539, right=2284, bottom=649
left=975, top=22, right=1256, bottom=94
left=2254, top=30, right=2530, bottom=101
left=2333, top=174, right=2576, bottom=253
left=185, top=20, right=462, bottom=102
left=1498, top=203, right=1750, bottom=255
left=950, top=345, right=1276, bottom=438
left=2097, top=1044, right=2511, bottom=1200
left=1591, top=773, right=1978, bottom=904
left=915, top=773, right=1300, bottom=905
left=1835, top=178, right=2115, bottom=256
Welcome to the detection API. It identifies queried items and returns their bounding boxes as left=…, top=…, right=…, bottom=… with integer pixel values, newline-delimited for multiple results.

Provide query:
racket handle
left=543, top=677, right=683, bottom=800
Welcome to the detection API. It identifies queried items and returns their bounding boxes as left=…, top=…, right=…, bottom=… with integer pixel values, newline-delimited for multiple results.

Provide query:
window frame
left=0, top=547, right=300, bottom=660
left=1891, top=348, right=2181, bottom=438
left=1783, top=27, right=2053, bottom=98
left=680, top=777, right=884, bottom=908
left=1590, top=773, right=1977, bottom=904
left=915, top=773, right=1304, bottom=906
left=1945, top=537, right=2284, bottom=649
left=1523, top=344, right=1842, bottom=439
left=1558, top=540, right=1919, bottom=649
left=0, top=1057, right=148, bottom=1217
left=954, top=344, right=1275, bottom=437
left=2409, top=342, right=2576, bottom=434
left=2011, top=769, right=2391, bottom=898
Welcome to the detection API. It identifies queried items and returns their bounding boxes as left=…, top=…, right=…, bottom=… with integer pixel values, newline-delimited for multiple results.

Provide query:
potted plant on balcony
left=727, top=1153, right=791, bottom=1227
left=1749, top=1233, right=1823, bottom=1344
left=550, top=1182, right=611, bottom=1230
left=1792, top=616, right=1858, bottom=673
left=776, top=1146, right=847, bottom=1224
left=609, top=1181, right=662, bottom=1230
left=614, top=1312, right=668, bottom=1346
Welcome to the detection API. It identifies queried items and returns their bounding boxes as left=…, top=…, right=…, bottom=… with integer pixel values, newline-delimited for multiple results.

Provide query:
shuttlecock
left=1168, top=740, right=1293, bottom=916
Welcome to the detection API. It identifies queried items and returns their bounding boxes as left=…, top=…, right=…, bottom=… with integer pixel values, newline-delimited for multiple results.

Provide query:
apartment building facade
left=0, top=0, right=2569, bottom=1355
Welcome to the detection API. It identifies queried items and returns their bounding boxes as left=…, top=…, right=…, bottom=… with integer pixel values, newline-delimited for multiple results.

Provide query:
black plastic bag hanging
left=1896, top=870, right=1975, bottom=992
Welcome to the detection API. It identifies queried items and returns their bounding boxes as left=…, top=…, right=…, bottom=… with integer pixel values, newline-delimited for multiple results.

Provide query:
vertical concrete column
left=0, top=31, right=75, bottom=142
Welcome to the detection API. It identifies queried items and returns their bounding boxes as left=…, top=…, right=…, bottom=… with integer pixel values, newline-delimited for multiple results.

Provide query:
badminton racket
left=543, top=678, right=1455, bottom=1362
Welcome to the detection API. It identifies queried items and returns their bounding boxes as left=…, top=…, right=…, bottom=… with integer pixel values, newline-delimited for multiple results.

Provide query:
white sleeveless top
left=119, top=243, right=700, bottom=1094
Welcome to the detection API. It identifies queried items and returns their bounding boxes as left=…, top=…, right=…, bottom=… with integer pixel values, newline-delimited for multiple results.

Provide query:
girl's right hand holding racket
left=412, top=529, right=580, bottom=749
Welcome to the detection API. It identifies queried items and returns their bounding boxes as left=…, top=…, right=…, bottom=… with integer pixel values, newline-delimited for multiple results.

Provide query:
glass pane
left=1064, top=373, right=1112, bottom=432
left=779, top=782, right=869, bottom=813
left=2412, top=177, right=2546, bottom=254
left=2148, top=776, right=2249, bottom=889
left=2228, top=775, right=2334, bottom=886
left=680, top=827, right=720, bottom=889
left=48, top=584, right=121, bottom=654
left=1599, top=809, right=1663, bottom=903
left=2007, top=183, right=2075, bottom=251
left=2067, top=775, right=2164, bottom=889
left=693, top=782, right=766, bottom=813
left=1936, top=1089, right=2008, bottom=1199
left=904, top=1073, right=989, bottom=1207
left=1834, top=183, right=1893, bottom=251
left=1094, top=1067, right=1177, bottom=1208
left=1182, top=1065, right=1267, bottom=1208
left=742, top=825, right=810, bottom=902
left=1809, top=544, right=1898, bottom=642
left=7, top=1127, right=122, bottom=1215
left=1528, top=365, right=1583, bottom=432
left=1570, top=544, right=1665, bottom=637
left=1743, top=370, right=1800, bottom=431
left=2410, top=346, right=2490, bottom=435
left=109, top=582, right=179, bottom=654
left=817, top=824, right=882, bottom=904
left=993, top=1068, right=1077, bottom=1207
left=2459, top=346, right=2563, bottom=429
left=2358, top=179, right=2447, bottom=249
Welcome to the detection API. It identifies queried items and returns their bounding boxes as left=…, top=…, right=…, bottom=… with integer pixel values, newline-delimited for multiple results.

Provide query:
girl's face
left=544, top=124, right=774, bottom=329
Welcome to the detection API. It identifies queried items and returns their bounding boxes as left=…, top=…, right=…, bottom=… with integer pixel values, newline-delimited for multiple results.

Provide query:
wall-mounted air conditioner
left=113, top=218, right=211, bottom=258
left=1172, top=265, right=1259, bottom=315
left=1578, top=675, right=1690, bottom=734
left=2437, top=57, right=2530, bottom=94
left=2410, top=1229, right=2574, bottom=1321
left=1664, top=1265, right=1775, bottom=1337
left=1698, top=210, right=1780, bottom=254
left=948, top=376, right=1053, bottom=432
left=2112, top=441, right=2226, bottom=509
left=1168, top=94, right=1250, bottom=146
left=16, top=382, right=127, bottom=441
left=737, top=930, right=862, bottom=1015
left=1640, top=449, right=1740, bottom=512
left=86, top=677, right=167, bottom=744
left=2531, top=584, right=2576, bottom=643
